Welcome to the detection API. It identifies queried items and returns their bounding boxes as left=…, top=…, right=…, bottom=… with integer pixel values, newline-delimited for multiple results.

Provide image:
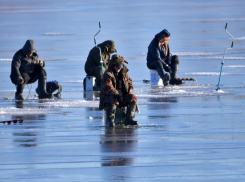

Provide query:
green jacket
left=85, top=40, right=116, bottom=75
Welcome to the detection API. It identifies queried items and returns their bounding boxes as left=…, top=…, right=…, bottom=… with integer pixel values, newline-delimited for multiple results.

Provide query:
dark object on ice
left=0, top=119, right=23, bottom=124
left=169, top=77, right=196, bottom=85
left=143, top=79, right=150, bottom=83
left=36, top=80, right=62, bottom=97
left=181, top=77, right=196, bottom=81
left=169, top=78, right=184, bottom=85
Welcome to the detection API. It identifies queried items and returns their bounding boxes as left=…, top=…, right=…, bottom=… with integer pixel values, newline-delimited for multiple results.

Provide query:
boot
left=94, top=78, right=101, bottom=91
left=169, top=63, right=184, bottom=85
left=125, top=102, right=138, bottom=126
left=106, top=104, right=116, bottom=127
left=163, top=73, right=169, bottom=86
left=15, top=83, right=25, bottom=101
left=38, top=76, right=53, bottom=99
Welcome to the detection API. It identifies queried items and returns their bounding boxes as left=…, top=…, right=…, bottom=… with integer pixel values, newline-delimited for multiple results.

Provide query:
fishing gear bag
left=36, top=80, right=62, bottom=97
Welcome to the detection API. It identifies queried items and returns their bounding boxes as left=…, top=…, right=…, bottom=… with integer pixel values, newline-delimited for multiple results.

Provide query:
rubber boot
left=125, top=102, right=138, bottom=126
left=106, top=104, right=116, bottom=127
left=15, top=83, right=25, bottom=101
left=169, top=63, right=183, bottom=85
left=94, top=78, right=101, bottom=91
left=163, top=73, right=169, bottom=86
left=38, top=76, right=53, bottom=99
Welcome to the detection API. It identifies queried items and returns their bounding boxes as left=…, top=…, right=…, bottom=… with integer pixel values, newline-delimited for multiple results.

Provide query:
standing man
left=10, top=39, right=53, bottom=100
left=99, top=54, right=138, bottom=127
left=85, top=40, right=117, bottom=90
left=147, top=29, right=183, bottom=85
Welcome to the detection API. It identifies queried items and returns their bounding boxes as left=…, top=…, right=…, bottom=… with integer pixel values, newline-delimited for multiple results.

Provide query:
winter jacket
left=10, top=40, right=44, bottom=80
left=147, top=30, right=171, bottom=68
left=99, top=59, right=135, bottom=110
left=85, top=40, right=116, bottom=75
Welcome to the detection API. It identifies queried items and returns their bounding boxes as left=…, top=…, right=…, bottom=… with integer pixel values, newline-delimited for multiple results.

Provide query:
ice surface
left=1, top=0, right=245, bottom=181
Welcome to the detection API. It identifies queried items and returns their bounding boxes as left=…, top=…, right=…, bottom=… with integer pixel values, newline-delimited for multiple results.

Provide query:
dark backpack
left=36, top=80, right=62, bottom=97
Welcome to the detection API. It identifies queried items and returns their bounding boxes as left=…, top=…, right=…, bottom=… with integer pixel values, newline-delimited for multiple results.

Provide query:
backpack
left=36, top=80, right=62, bottom=97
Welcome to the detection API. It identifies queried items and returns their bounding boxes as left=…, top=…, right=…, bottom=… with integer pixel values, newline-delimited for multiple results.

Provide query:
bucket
left=85, top=76, right=95, bottom=91
left=150, top=69, right=163, bottom=85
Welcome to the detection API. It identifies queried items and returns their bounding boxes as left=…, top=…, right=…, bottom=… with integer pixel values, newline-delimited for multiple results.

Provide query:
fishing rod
left=216, top=23, right=234, bottom=91
left=94, top=22, right=104, bottom=74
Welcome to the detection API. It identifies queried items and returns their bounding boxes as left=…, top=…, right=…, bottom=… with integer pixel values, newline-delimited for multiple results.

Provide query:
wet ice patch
left=43, top=33, right=71, bottom=36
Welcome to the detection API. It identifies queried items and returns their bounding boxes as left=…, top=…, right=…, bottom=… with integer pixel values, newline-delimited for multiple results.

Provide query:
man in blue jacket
left=147, top=29, right=183, bottom=85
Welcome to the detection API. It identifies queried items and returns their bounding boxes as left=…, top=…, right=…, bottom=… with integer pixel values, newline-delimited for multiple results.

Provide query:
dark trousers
left=147, top=55, right=179, bottom=80
left=10, top=68, right=47, bottom=85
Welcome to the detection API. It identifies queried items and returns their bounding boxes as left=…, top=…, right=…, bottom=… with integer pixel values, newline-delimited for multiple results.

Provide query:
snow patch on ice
left=64, top=80, right=83, bottom=83
left=234, top=37, right=245, bottom=40
left=138, top=52, right=220, bottom=57
left=0, top=107, right=59, bottom=115
left=40, top=100, right=99, bottom=108
left=213, top=89, right=225, bottom=93
left=206, top=56, right=245, bottom=60
left=224, top=65, right=245, bottom=68
left=184, top=72, right=245, bottom=76
left=43, top=33, right=71, bottom=36
left=0, top=59, right=11, bottom=62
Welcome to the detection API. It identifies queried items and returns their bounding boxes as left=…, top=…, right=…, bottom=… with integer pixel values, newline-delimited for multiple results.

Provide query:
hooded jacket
left=146, top=29, right=171, bottom=68
left=99, top=55, right=135, bottom=110
left=11, top=40, right=43, bottom=79
left=85, top=40, right=116, bottom=75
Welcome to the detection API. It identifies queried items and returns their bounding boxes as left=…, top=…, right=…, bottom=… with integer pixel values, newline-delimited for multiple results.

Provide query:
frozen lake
left=0, top=0, right=245, bottom=181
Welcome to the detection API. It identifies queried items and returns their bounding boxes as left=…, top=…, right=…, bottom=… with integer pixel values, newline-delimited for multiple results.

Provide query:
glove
left=17, top=76, right=24, bottom=84
left=39, top=60, right=45, bottom=67
left=115, top=94, right=123, bottom=102
left=164, top=65, right=172, bottom=73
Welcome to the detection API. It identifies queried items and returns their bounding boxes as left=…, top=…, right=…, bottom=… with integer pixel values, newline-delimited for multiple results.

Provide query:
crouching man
left=99, top=54, right=138, bottom=127
left=10, top=40, right=53, bottom=100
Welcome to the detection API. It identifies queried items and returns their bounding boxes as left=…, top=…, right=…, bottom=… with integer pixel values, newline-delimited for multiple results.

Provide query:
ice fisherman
left=99, top=54, right=138, bottom=127
left=85, top=40, right=117, bottom=90
left=10, top=39, right=53, bottom=100
left=147, top=29, right=183, bottom=85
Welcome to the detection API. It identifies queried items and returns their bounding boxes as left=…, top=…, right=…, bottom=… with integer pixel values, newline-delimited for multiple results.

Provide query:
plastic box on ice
left=85, top=76, right=96, bottom=91
left=150, top=69, right=163, bottom=85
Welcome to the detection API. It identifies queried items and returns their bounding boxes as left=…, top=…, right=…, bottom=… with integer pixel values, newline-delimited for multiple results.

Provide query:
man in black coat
left=147, top=29, right=183, bottom=85
left=10, top=40, right=53, bottom=100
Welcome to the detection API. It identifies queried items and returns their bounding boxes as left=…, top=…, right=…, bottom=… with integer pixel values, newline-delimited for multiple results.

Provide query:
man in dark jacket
left=10, top=40, right=53, bottom=100
left=99, top=54, right=138, bottom=127
left=147, top=29, right=183, bottom=85
left=85, top=40, right=117, bottom=90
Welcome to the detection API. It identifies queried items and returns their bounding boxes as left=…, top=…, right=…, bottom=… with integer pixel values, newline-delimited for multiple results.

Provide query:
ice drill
left=216, top=23, right=234, bottom=91
left=94, top=22, right=103, bottom=74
